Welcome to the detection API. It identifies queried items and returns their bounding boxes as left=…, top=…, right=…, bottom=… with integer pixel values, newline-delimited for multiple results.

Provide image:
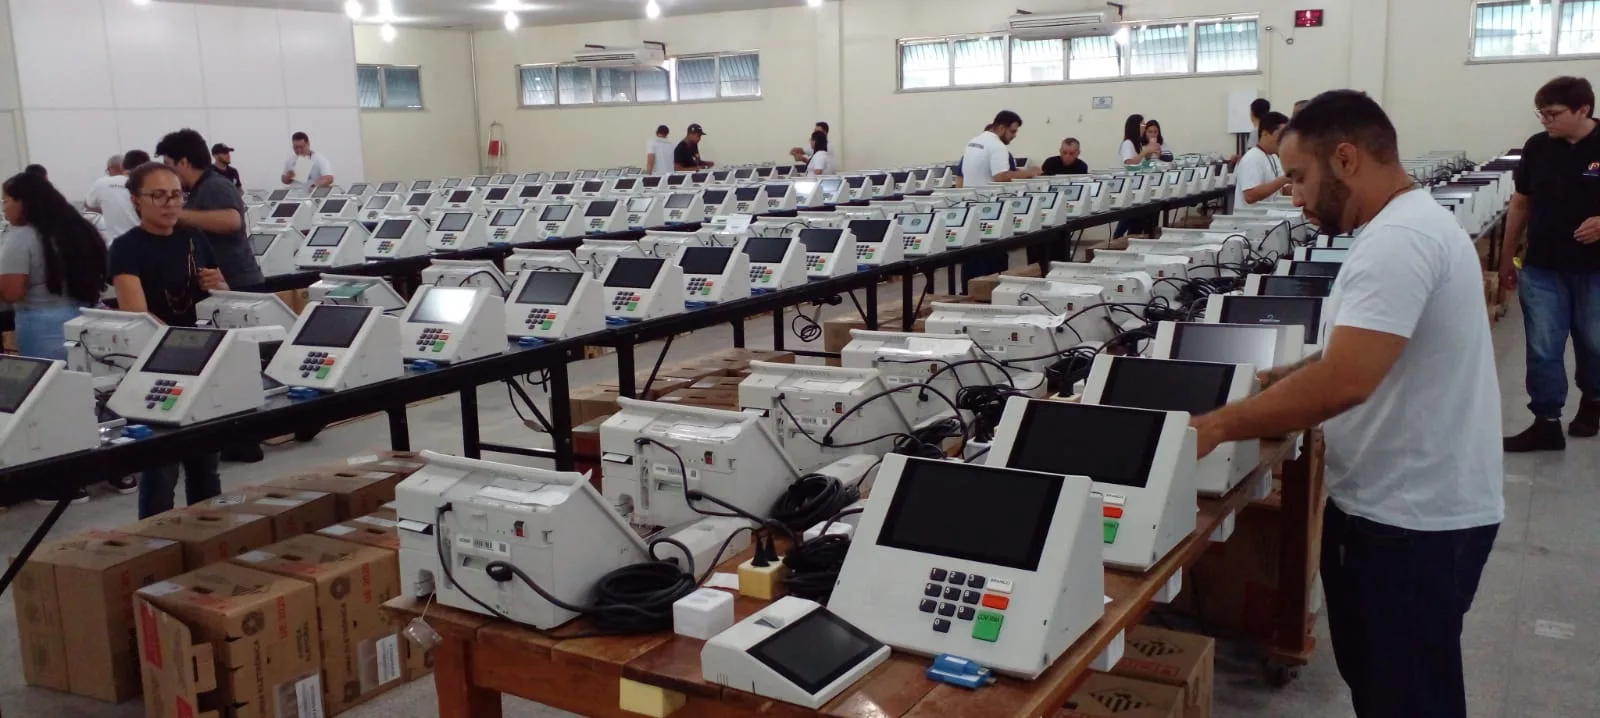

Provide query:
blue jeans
left=138, top=453, right=222, bottom=518
left=15, top=304, right=82, bottom=360
left=1518, top=267, right=1600, bottom=420
left=1322, top=501, right=1498, bottom=718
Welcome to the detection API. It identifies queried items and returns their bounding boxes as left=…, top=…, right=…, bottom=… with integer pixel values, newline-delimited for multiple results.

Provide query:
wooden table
left=384, top=437, right=1317, bottom=718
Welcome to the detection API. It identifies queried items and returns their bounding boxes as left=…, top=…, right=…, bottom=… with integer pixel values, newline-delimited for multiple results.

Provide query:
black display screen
left=521, top=174, right=541, bottom=183
left=408, top=287, right=477, bottom=325
left=485, top=187, right=509, bottom=201
left=306, top=225, right=346, bottom=247
left=436, top=213, right=472, bottom=233
left=551, top=182, right=575, bottom=195
left=913, top=169, right=929, bottom=180
left=551, top=171, right=570, bottom=180
left=736, top=169, right=754, bottom=179
left=942, top=207, right=969, bottom=224
left=748, top=610, right=884, bottom=697
left=321, top=199, right=347, bottom=213
left=1028, top=192, right=1057, bottom=208
left=412, top=180, right=433, bottom=191
left=1101, top=357, right=1236, bottom=415
left=604, top=257, right=665, bottom=289
left=775, top=165, right=794, bottom=176
left=1106, top=178, right=1127, bottom=193
left=891, top=171, right=910, bottom=183
left=877, top=458, right=1063, bottom=571
left=520, top=185, right=543, bottom=198
left=666, top=175, right=686, bottom=186
left=541, top=205, right=573, bottom=221
left=800, top=229, right=841, bottom=254
left=269, top=189, right=289, bottom=202
left=713, top=171, right=731, bottom=182
left=679, top=246, right=734, bottom=275
left=515, top=271, right=582, bottom=305
left=471, top=175, right=490, bottom=186
left=348, top=183, right=369, bottom=194
left=845, top=176, right=865, bottom=188
left=375, top=219, right=411, bottom=240
left=691, top=172, right=710, bottom=183
left=641, top=176, right=662, bottom=188
left=585, top=201, right=618, bottom=218
left=971, top=203, right=1002, bottom=221
left=849, top=219, right=890, bottom=243
left=1288, top=261, right=1342, bottom=278
left=1006, top=401, right=1165, bottom=490
left=312, top=187, right=331, bottom=198
left=448, top=190, right=473, bottom=203
left=703, top=190, right=728, bottom=204
left=1259, top=275, right=1334, bottom=298
left=582, top=181, right=605, bottom=193
left=1220, top=296, right=1323, bottom=338
left=1128, top=175, right=1145, bottom=189
left=492, top=209, right=525, bottom=227
left=250, top=233, right=277, bottom=255
left=0, top=356, right=51, bottom=414
left=764, top=184, right=788, bottom=198
left=735, top=187, right=761, bottom=201
left=743, top=236, right=792, bottom=264
left=364, top=196, right=390, bottom=210
left=754, top=167, right=772, bottom=178
left=1170, top=323, right=1282, bottom=372
left=614, top=178, right=637, bottom=190
left=142, top=328, right=226, bottom=377
left=665, top=193, right=695, bottom=209
left=405, top=192, right=431, bottom=206
left=377, top=183, right=399, bottom=193
left=867, top=174, right=888, bottom=186
left=1060, top=184, right=1085, bottom=201
left=442, top=178, right=461, bottom=188
left=271, top=202, right=300, bottom=218
left=295, top=305, right=372, bottom=348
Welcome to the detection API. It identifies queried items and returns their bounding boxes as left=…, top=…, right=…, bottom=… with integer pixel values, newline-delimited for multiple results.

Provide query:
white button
left=987, top=578, right=1013, bottom=595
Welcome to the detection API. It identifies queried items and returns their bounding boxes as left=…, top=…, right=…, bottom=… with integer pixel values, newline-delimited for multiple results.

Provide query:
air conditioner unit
left=1009, top=11, right=1113, bottom=39
left=573, top=46, right=668, bottom=69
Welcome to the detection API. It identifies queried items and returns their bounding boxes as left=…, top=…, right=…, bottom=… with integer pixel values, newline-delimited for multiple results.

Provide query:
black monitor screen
left=820, top=178, right=842, bottom=195
left=800, top=229, right=842, bottom=254
left=409, top=287, right=477, bottom=325
left=1307, top=249, right=1347, bottom=263
left=736, top=169, right=754, bottom=179
left=551, top=171, right=570, bottom=180
left=250, top=233, right=277, bottom=255
left=576, top=170, right=595, bottom=179
left=898, top=214, right=931, bottom=233
left=1101, top=357, right=1236, bottom=415
left=271, top=202, right=299, bottom=218
left=582, top=181, right=605, bottom=193
left=877, top=459, right=1063, bottom=571
left=748, top=609, right=884, bottom=697
left=845, top=176, right=865, bottom=188
left=296, top=305, right=371, bottom=348
left=471, top=176, right=490, bottom=186
left=735, top=187, right=761, bottom=202
left=521, top=173, right=541, bottom=183
left=692, top=173, right=710, bottom=183
left=1106, top=177, right=1127, bottom=193
left=1028, top=192, right=1057, bottom=209
left=541, top=205, right=573, bottom=222
left=436, top=213, right=473, bottom=233
left=602, top=168, right=619, bottom=177
left=448, top=190, right=473, bottom=203
left=0, top=356, right=52, bottom=414
left=775, top=165, right=794, bottom=176
left=641, top=176, right=663, bottom=188
left=348, top=183, right=369, bottom=194
left=377, top=182, right=399, bottom=193
left=485, top=187, right=509, bottom=201
left=891, top=171, right=910, bottom=183
left=364, top=196, right=389, bottom=210
left=142, top=328, right=226, bottom=377
left=744, top=236, right=792, bottom=264
left=626, top=197, right=653, bottom=213
left=604, top=257, right=666, bottom=289
left=913, top=169, right=929, bottom=180
left=551, top=182, right=575, bottom=195
left=1006, top=401, right=1165, bottom=490
left=971, top=203, right=1002, bottom=221
left=764, top=184, right=788, bottom=198
left=515, top=271, right=582, bottom=306
left=665, top=193, right=695, bottom=209
left=405, top=192, right=431, bottom=206
left=1170, top=323, right=1282, bottom=372
left=666, top=175, right=686, bottom=186
left=442, top=178, right=461, bottom=188
left=849, top=220, right=890, bottom=243
left=755, top=167, right=773, bottom=178
left=269, top=189, right=290, bottom=202
left=306, top=225, right=346, bottom=247
left=585, top=200, right=619, bottom=218
left=867, top=174, right=888, bottom=186
left=492, top=209, right=525, bottom=227
left=1060, top=184, right=1085, bottom=201
left=703, top=190, right=728, bottom=204
left=321, top=199, right=348, bottom=214
left=680, top=246, right=734, bottom=275
left=520, top=185, right=543, bottom=198
left=942, top=207, right=969, bottom=224
left=614, top=178, right=637, bottom=190
left=375, top=219, right=411, bottom=240
left=1220, top=296, right=1322, bottom=337
left=412, top=180, right=432, bottom=191
left=1259, top=275, right=1334, bottom=298
left=713, top=171, right=731, bottom=182
left=1288, top=261, right=1341, bottom=278
left=1128, top=175, right=1145, bottom=189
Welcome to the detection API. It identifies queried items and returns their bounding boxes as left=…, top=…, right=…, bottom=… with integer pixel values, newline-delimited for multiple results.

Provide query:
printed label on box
left=140, top=581, right=184, bottom=597
left=277, top=673, right=325, bottom=718
left=255, top=498, right=305, bottom=508
left=236, top=551, right=275, bottom=564
left=376, top=634, right=402, bottom=685
left=319, top=525, right=357, bottom=536
left=345, top=455, right=381, bottom=465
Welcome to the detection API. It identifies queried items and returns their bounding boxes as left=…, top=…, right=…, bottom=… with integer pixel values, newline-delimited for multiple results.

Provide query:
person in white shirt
left=1191, top=90, right=1502, bottom=718
left=805, top=131, right=834, bottom=175
left=645, top=125, right=675, bottom=177
left=1232, top=111, right=1291, bottom=209
left=959, top=110, right=1038, bottom=187
left=1247, top=97, right=1271, bottom=148
left=791, top=121, right=829, bottom=164
left=280, top=131, right=333, bottom=189
left=1119, top=114, right=1163, bottom=165
left=84, top=151, right=140, bottom=240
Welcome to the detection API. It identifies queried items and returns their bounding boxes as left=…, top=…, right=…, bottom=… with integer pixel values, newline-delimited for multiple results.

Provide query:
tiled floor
left=2, top=295, right=1594, bottom=718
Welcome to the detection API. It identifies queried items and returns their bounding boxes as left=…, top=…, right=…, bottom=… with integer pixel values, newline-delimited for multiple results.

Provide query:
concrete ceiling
left=167, top=0, right=821, bottom=29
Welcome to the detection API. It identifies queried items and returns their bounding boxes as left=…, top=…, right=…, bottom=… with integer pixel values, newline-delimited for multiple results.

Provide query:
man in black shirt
left=1503, top=76, right=1600, bottom=451
left=674, top=123, right=714, bottom=171
left=211, top=143, right=242, bottom=190
left=1040, top=137, right=1089, bottom=175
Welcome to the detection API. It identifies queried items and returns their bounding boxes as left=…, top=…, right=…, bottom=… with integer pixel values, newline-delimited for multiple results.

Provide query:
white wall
left=353, top=25, right=481, bottom=182
left=7, top=0, right=365, bottom=200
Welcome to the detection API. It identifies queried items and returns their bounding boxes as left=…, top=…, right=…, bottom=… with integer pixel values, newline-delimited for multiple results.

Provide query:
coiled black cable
left=781, top=507, right=864, bottom=603
left=769, top=474, right=861, bottom=534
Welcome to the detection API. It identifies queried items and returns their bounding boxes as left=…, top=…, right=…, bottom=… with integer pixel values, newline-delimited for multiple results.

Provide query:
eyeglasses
left=1537, top=107, right=1571, bottom=122
left=138, top=191, right=185, bottom=205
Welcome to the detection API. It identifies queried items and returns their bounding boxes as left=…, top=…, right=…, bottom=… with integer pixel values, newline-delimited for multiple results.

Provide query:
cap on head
left=687, top=123, right=706, bottom=136
left=211, top=143, right=234, bottom=155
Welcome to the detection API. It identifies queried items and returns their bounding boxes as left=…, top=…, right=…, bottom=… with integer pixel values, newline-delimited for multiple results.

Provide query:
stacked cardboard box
left=120, top=507, right=275, bottom=570
left=658, top=375, right=745, bottom=410
left=1058, top=672, right=1184, bottom=718
left=1111, top=627, right=1215, bottom=718
left=966, top=266, right=1044, bottom=304
left=190, top=486, right=340, bottom=541
left=263, top=451, right=424, bottom=521
left=315, top=508, right=432, bottom=683
left=12, top=530, right=185, bottom=702
left=820, top=295, right=968, bottom=359
left=567, top=349, right=796, bottom=424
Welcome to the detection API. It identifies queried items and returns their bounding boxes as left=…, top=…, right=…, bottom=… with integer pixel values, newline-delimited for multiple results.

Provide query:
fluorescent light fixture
left=504, top=10, right=520, bottom=30
left=344, top=0, right=363, bottom=20
left=807, top=0, right=823, bottom=7
left=380, top=22, right=397, bottom=42
left=645, top=0, right=662, bottom=20
left=131, top=0, right=152, bottom=6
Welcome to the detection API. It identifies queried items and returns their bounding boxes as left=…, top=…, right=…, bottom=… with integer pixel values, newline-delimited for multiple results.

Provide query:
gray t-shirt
left=186, top=169, right=263, bottom=287
left=0, top=226, right=75, bottom=307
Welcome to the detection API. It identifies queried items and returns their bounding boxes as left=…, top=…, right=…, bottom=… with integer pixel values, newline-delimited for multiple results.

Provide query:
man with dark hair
left=646, top=125, right=673, bottom=176
left=281, top=131, right=333, bottom=189
left=1249, top=97, right=1271, bottom=147
left=1040, top=138, right=1088, bottom=176
left=674, top=124, right=713, bottom=171
left=211, top=143, right=242, bottom=190
left=156, top=128, right=261, bottom=288
left=960, top=110, right=1038, bottom=186
left=1234, top=111, right=1291, bottom=207
left=1292, top=99, right=1310, bottom=117
left=1502, top=75, right=1600, bottom=451
left=1192, top=90, right=1502, bottom=718
left=23, top=164, right=46, bottom=180
left=123, top=149, right=151, bottom=169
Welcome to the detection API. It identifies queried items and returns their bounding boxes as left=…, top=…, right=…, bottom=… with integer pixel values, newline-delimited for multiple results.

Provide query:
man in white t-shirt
left=281, top=131, right=334, bottom=189
left=1233, top=111, right=1290, bottom=209
left=84, top=152, right=139, bottom=240
left=645, top=125, right=675, bottom=176
left=959, top=110, right=1039, bottom=187
left=1192, top=91, right=1502, bottom=718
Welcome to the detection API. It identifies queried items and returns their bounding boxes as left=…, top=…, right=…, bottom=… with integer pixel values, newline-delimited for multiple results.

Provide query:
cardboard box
left=1060, top=673, right=1183, bottom=718
left=657, top=387, right=740, bottom=410
left=338, top=450, right=429, bottom=478
left=598, top=376, right=694, bottom=401
left=1169, top=502, right=1309, bottom=641
left=679, top=348, right=796, bottom=377
left=967, top=265, right=1044, bottom=303
left=134, top=562, right=323, bottom=718
left=121, top=508, right=276, bottom=571
left=1112, top=627, right=1215, bottom=718
left=233, top=534, right=409, bottom=713
left=264, top=469, right=407, bottom=521
left=312, top=509, right=432, bottom=683
left=190, top=486, right=339, bottom=541
left=568, top=384, right=622, bottom=427
left=12, top=530, right=185, bottom=702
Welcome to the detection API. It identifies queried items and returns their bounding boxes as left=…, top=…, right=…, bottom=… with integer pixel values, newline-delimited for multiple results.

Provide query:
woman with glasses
left=110, top=161, right=229, bottom=517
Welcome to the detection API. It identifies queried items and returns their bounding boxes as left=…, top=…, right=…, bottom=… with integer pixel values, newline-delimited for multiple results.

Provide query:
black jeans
left=139, top=453, right=222, bottom=518
left=1321, top=501, right=1498, bottom=718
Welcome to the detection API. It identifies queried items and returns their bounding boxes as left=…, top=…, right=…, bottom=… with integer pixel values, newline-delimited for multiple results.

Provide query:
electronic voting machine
left=400, top=286, right=507, bottom=365
left=600, top=257, right=684, bottom=323
left=427, top=211, right=487, bottom=251
left=365, top=216, right=429, bottom=260
left=741, top=236, right=807, bottom=292
left=108, top=327, right=263, bottom=425
left=703, top=597, right=890, bottom=709
left=295, top=222, right=370, bottom=269
left=0, top=356, right=98, bottom=466
left=1202, top=296, right=1325, bottom=353
left=506, top=270, right=602, bottom=342
left=251, top=228, right=301, bottom=277
left=678, top=245, right=751, bottom=306
left=265, top=303, right=403, bottom=392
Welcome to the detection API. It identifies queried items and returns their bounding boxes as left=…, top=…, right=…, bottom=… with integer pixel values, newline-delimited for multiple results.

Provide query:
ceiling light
left=344, top=0, right=363, bottom=20
left=380, top=22, right=397, bottom=42
left=378, top=0, right=395, bottom=19
left=504, top=11, right=520, bottom=30
left=645, top=0, right=662, bottom=20
left=807, top=0, right=823, bottom=7
left=131, top=0, right=152, bottom=6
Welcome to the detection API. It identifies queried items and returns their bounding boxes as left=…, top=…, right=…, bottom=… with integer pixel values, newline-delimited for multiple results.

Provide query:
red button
left=980, top=594, right=1009, bottom=610
left=1104, top=506, right=1124, bottom=519
left=323, top=358, right=335, bottom=366
left=170, top=388, right=183, bottom=396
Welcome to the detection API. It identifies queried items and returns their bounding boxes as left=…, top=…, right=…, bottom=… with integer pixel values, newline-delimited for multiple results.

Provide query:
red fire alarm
left=1295, top=9, right=1324, bottom=27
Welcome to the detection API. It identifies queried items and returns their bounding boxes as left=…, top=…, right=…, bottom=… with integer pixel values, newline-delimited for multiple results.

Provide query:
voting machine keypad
left=142, top=379, right=185, bottom=412
left=686, top=277, right=715, bottom=297
left=375, top=240, right=397, bottom=255
left=492, top=229, right=512, bottom=241
left=749, top=266, right=775, bottom=285
left=918, top=568, right=1011, bottom=641
left=298, top=351, right=337, bottom=379
left=1099, top=493, right=1125, bottom=545
left=904, top=237, right=925, bottom=252
left=310, top=248, right=332, bottom=262
left=417, top=328, right=451, bottom=353
left=805, top=255, right=828, bottom=272
left=524, top=308, right=558, bottom=331
left=854, top=246, right=877, bottom=262
left=438, top=234, right=459, bottom=247
left=610, top=291, right=643, bottom=312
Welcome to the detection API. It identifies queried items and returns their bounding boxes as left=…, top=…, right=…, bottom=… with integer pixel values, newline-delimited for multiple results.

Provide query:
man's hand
left=1499, top=260, right=1519, bottom=293
left=1191, top=413, right=1227, bottom=459
left=197, top=267, right=227, bottom=291
left=1575, top=217, right=1600, bottom=244
left=282, top=171, right=296, bottom=184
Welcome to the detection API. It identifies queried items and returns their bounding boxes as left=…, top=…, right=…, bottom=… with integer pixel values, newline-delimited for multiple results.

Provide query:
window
left=1196, top=20, right=1260, bottom=73
left=636, top=68, right=671, bottom=102
left=597, top=68, right=634, bottom=103
left=1011, top=38, right=1065, bottom=83
left=515, top=51, right=758, bottom=109
left=901, top=41, right=951, bottom=89
left=1469, top=0, right=1600, bottom=59
left=719, top=53, right=761, bottom=97
left=356, top=64, right=423, bottom=109
left=676, top=57, right=718, bottom=100
left=519, top=66, right=557, bottom=106
left=1128, top=24, right=1191, bottom=76
left=953, top=37, right=1006, bottom=86
left=1559, top=0, right=1600, bottom=54
left=677, top=52, right=762, bottom=100
left=558, top=66, right=594, bottom=104
left=1069, top=36, right=1122, bottom=80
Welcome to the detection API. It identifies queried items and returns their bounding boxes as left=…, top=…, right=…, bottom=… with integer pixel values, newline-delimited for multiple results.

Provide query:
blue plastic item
left=123, top=424, right=155, bottom=440
left=517, top=336, right=547, bottom=347
left=408, top=359, right=440, bottom=372
left=286, top=387, right=321, bottom=400
left=925, top=654, right=995, bottom=690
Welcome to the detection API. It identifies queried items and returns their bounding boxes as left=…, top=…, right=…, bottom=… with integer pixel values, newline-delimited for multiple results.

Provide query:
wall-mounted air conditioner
left=1008, top=11, right=1113, bottom=39
left=573, top=46, right=668, bottom=69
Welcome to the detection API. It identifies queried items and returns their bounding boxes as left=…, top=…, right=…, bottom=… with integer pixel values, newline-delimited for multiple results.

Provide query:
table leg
left=1271, top=435, right=1321, bottom=666
left=432, top=633, right=502, bottom=718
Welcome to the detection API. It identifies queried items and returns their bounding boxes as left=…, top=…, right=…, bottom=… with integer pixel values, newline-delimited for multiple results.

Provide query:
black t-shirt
left=1041, top=157, right=1089, bottom=176
left=107, top=227, right=218, bottom=327
left=1515, top=126, right=1600, bottom=271
left=674, top=140, right=702, bottom=169
left=214, top=164, right=242, bottom=190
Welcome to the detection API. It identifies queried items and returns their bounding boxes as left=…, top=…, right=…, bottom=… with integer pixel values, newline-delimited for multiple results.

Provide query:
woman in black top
left=108, top=162, right=230, bottom=517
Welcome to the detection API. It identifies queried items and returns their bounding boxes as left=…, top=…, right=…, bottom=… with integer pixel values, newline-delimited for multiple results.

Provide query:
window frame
left=356, top=64, right=425, bottom=111
left=1468, top=0, right=1600, bottom=63
left=516, top=50, right=761, bottom=110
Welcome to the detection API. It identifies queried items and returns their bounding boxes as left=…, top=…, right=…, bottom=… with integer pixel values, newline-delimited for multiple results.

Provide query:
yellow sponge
left=618, top=677, right=687, bottom=717
left=737, top=558, right=786, bottom=601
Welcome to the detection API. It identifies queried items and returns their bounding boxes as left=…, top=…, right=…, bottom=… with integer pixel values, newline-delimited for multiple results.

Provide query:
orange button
left=323, top=358, right=335, bottom=366
left=170, top=388, right=183, bottom=396
left=980, top=594, right=1010, bottom=610
left=1104, top=506, right=1124, bottom=519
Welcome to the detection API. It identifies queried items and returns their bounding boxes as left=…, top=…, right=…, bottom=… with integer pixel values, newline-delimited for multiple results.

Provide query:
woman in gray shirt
left=0, top=172, right=108, bottom=359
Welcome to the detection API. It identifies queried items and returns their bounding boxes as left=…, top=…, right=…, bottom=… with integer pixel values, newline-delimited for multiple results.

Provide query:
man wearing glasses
left=155, top=128, right=264, bottom=290
left=1502, top=76, right=1600, bottom=452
